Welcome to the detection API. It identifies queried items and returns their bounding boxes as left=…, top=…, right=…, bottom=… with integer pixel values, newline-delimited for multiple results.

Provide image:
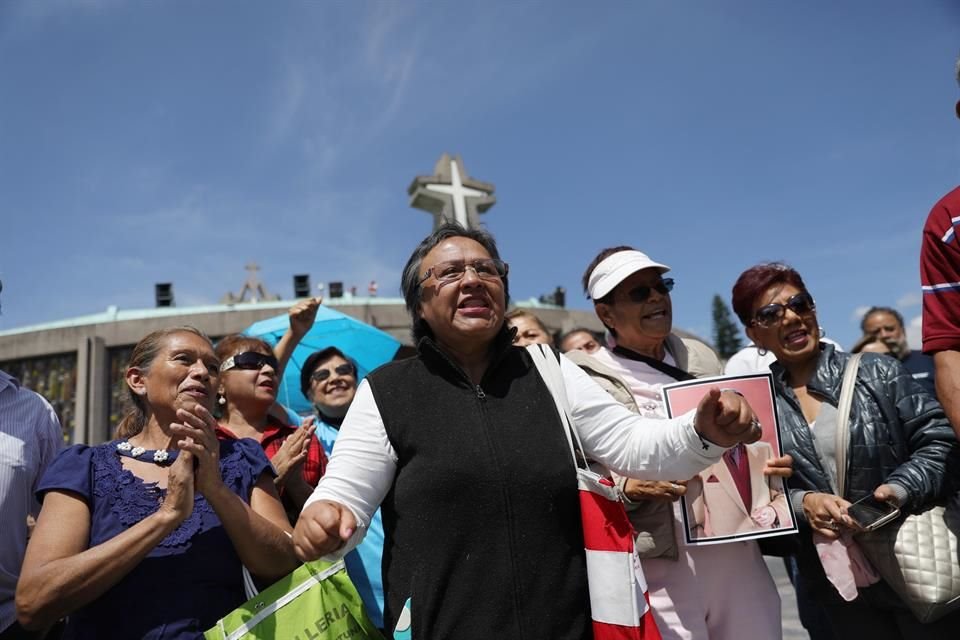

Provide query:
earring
left=757, top=347, right=768, bottom=357
left=818, top=326, right=826, bottom=338
left=218, top=395, right=226, bottom=406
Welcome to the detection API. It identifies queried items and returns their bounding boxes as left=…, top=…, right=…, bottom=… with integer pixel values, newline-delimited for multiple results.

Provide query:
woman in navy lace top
left=16, top=327, right=299, bottom=639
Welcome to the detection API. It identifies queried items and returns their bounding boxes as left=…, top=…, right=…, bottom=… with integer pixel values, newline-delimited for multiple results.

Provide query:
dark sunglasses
left=311, top=363, right=356, bottom=382
left=752, top=292, right=816, bottom=328
left=220, top=351, right=279, bottom=372
left=626, top=278, right=674, bottom=303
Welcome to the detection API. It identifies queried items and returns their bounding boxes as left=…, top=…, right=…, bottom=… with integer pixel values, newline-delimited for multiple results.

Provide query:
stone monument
left=220, top=263, right=281, bottom=304
left=407, top=153, right=496, bottom=230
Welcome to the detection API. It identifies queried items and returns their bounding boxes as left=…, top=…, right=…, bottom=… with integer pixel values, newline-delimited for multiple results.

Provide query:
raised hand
left=289, top=297, right=322, bottom=339
left=293, top=500, right=357, bottom=561
left=694, top=388, right=762, bottom=448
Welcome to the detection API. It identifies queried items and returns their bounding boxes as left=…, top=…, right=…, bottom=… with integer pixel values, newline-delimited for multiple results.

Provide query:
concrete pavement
left=766, top=556, right=808, bottom=640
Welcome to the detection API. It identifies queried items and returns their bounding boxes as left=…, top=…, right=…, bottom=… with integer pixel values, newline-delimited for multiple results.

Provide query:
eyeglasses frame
left=417, top=258, right=509, bottom=289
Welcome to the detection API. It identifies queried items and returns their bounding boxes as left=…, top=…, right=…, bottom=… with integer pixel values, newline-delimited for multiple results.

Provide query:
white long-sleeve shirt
left=305, top=353, right=726, bottom=554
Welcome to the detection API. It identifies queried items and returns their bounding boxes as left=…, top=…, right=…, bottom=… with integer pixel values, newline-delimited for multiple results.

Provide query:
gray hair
left=860, top=306, right=905, bottom=332
left=400, top=222, right=510, bottom=342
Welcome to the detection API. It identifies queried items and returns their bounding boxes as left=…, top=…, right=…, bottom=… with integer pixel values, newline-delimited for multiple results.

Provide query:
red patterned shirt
left=216, top=417, right=327, bottom=488
left=922, top=186, right=960, bottom=353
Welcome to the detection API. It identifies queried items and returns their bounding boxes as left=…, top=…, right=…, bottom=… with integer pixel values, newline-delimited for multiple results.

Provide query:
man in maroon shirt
left=920, top=57, right=960, bottom=437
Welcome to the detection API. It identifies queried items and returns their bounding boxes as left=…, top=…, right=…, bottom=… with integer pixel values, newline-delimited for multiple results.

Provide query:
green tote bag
left=205, top=559, right=383, bottom=640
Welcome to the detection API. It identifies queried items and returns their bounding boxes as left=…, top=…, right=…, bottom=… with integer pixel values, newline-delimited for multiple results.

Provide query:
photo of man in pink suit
left=684, top=440, right=793, bottom=541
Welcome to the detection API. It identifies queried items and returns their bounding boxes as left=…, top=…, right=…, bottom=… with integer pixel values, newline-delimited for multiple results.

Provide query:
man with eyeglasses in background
left=565, top=246, right=787, bottom=640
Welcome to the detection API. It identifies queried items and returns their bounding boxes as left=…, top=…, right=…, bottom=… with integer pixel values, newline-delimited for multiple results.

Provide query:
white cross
left=424, top=158, right=489, bottom=228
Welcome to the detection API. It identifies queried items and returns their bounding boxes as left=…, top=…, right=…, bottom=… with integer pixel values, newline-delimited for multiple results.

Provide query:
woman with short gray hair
left=294, top=222, right=764, bottom=639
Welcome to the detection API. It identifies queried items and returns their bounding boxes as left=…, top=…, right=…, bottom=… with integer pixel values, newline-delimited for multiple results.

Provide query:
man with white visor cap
left=565, top=246, right=784, bottom=640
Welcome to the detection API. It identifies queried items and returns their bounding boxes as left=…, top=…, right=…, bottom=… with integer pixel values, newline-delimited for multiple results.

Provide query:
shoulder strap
left=612, top=345, right=695, bottom=381
left=526, top=344, right=587, bottom=469
left=834, top=353, right=863, bottom=498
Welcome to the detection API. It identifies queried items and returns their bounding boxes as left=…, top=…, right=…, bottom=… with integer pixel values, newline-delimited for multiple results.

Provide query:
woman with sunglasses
left=214, top=327, right=327, bottom=521
left=293, top=223, right=765, bottom=639
left=288, top=346, right=388, bottom=630
left=298, top=348, right=360, bottom=434
left=571, top=246, right=785, bottom=640
left=731, top=263, right=960, bottom=638
left=16, top=327, right=298, bottom=638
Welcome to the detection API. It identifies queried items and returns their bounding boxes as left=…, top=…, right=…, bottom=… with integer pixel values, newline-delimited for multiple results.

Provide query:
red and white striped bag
left=527, top=344, right=662, bottom=640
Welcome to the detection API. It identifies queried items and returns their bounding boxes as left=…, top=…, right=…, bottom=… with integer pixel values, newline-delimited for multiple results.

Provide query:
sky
left=1, top=0, right=959, bottom=350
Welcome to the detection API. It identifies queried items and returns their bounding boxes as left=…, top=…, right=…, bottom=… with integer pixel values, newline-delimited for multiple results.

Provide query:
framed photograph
left=662, top=373, right=798, bottom=546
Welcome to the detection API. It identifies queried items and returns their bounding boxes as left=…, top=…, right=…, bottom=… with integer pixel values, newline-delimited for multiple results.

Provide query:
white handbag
left=836, top=354, right=960, bottom=622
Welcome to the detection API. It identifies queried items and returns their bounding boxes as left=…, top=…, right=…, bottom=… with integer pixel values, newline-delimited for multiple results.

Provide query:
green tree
left=711, top=294, right=743, bottom=359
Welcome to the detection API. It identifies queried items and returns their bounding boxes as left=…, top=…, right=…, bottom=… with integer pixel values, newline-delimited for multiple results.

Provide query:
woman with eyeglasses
left=214, top=317, right=327, bottom=521
left=16, top=327, right=298, bottom=638
left=731, top=263, right=960, bottom=638
left=297, top=347, right=360, bottom=433
left=292, top=223, right=766, bottom=639
left=568, top=246, right=785, bottom=640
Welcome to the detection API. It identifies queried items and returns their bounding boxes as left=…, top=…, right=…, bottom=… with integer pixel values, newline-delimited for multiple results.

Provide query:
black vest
left=366, top=334, right=591, bottom=639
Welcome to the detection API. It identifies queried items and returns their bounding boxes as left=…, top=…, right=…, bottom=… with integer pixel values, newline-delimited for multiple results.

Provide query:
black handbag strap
left=612, top=345, right=695, bottom=381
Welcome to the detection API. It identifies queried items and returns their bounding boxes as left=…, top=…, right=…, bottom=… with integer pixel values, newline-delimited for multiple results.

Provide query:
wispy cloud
left=906, top=314, right=922, bottom=350
left=359, top=4, right=420, bottom=137
left=264, top=61, right=306, bottom=148
left=260, top=5, right=422, bottom=177
left=1, top=0, right=120, bottom=35
left=808, top=225, right=920, bottom=261
left=850, top=305, right=871, bottom=323
left=896, top=291, right=922, bottom=308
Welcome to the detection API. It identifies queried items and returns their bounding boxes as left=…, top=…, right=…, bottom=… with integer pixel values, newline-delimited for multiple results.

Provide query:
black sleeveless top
left=366, top=332, right=591, bottom=639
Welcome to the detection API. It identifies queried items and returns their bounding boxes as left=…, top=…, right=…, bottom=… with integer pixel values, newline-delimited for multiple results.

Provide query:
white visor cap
left=587, top=250, right=671, bottom=301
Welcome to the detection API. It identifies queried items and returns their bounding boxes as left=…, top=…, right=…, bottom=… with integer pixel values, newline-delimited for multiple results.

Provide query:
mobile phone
left=847, top=494, right=900, bottom=532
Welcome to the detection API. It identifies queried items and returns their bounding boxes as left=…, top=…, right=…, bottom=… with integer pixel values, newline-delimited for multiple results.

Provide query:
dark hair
left=215, top=334, right=273, bottom=362
left=400, top=222, right=510, bottom=342
left=115, top=326, right=213, bottom=439
left=731, top=263, right=810, bottom=327
left=859, top=306, right=905, bottom=332
left=213, top=335, right=275, bottom=413
left=300, top=347, right=358, bottom=398
left=580, top=245, right=635, bottom=337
